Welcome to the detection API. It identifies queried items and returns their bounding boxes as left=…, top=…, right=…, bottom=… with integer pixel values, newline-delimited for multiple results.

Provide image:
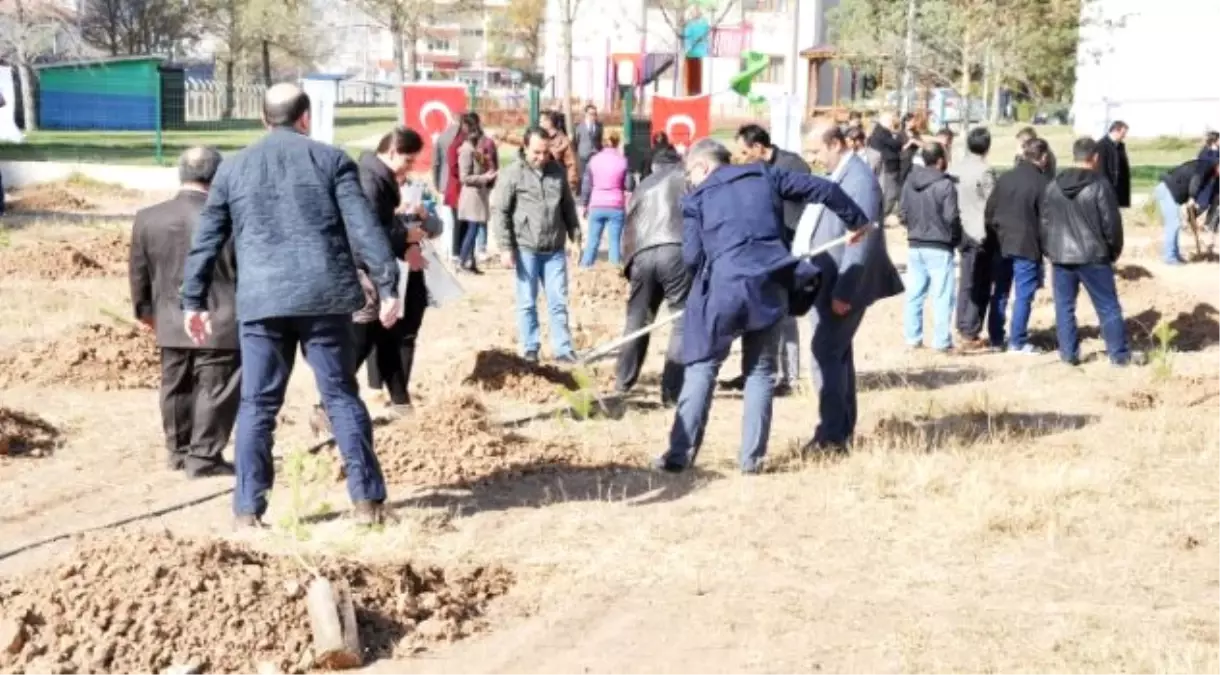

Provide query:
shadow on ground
left=868, top=410, right=1098, bottom=452
left=1116, top=264, right=1154, bottom=282
left=389, top=461, right=721, bottom=516
left=1029, top=304, right=1219, bottom=353
left=858, top=365, right=987, bottom=392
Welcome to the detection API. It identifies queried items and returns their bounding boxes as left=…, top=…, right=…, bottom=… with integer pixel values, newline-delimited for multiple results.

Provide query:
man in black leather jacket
left=1041, top=137, right=1143, bottom=367
left=614, top=146, right=690, bottom=404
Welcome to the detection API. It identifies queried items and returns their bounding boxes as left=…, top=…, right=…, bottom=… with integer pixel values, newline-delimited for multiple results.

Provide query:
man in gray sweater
left=491, top=126, right=583, bottom=363
left=182, top=83, right=400, bottom=529
left=951, top=127, right=999, bottom=349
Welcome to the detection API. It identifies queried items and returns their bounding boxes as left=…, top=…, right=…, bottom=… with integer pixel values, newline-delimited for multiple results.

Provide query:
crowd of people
left=128, top=81, right=1218, bottom=526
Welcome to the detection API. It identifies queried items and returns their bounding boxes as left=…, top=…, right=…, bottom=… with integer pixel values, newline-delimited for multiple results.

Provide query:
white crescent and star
left=419, top=100, right=455, bottom=146
left=664, top=114, right=697, bottom=146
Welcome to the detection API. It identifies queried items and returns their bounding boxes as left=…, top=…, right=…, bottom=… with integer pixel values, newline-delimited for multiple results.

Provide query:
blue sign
left=683, top=17, right=711, bottom=58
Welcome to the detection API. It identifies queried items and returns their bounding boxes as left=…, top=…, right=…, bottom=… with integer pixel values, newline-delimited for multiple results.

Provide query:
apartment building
left=541, top=0, right=838, bottom=112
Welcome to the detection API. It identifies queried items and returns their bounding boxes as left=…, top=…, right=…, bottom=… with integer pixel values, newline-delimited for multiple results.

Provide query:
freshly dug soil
left=6, top=185, right=95, bottom=213
left=0, top=531, right=512, bottom=674
left=569, top=264, right=628, bottom=315
left=375, top=390, right=588, bottom=487
left=0, top=231, right=130, bottom=280
left=0, top=408, right=61, bottom=459
left=460, top=349, right=579, bottom=405
left=0, top=322, right=159, bottom=391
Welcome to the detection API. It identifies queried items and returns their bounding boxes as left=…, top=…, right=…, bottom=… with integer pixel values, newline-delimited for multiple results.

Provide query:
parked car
left=883, top=87, right=985, bottom=127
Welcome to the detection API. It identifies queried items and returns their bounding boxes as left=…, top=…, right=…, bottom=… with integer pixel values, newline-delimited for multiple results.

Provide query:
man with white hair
left=795, top=122, right=904, bottom=454
left=657, top=138, right=872, bottom=475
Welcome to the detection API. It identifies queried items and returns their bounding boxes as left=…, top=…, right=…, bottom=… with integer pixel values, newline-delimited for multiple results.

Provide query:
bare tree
left=553, top=0, right=581, bottom=133
left=79, top=0, right=199, bottom=57
left=0, top=0, right=88, bottom=131
left=198, top=0, right=252, bottom=118
left=486, top=0, right=543, bottom=75
left=648, top=0, right=739, bottom=95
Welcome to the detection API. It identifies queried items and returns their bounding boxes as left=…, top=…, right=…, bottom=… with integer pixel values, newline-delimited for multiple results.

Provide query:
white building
left=1071, top=0, right=1220, bottom=138
left=542, top=0, right=839, bottom=115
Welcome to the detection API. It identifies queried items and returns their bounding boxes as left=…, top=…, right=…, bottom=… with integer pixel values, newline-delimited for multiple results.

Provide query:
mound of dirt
left=7, top=185, right=96, bottom=213
left=0, top=531, right=512, bottom=674
left=374, top=389, right=588, bottom=487
left=460, top=349, right=579, bottom=404
left=0, top=408, right=61, bottom=459
left=569, top=265, right=628, bottom=315
left=0, top=232, right=130, bottom=280
left=0, top=322, right=159, bottom=391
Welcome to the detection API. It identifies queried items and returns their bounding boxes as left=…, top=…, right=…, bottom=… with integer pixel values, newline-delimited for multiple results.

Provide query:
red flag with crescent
left=652, top=94, right=711, bottom=153
left=401, top=83, right=469, bottom=168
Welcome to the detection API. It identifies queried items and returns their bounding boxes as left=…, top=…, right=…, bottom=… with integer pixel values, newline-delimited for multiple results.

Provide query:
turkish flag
left=652, top=94, right=711, bottom=153
left=401, top=83, right=469, bottom=169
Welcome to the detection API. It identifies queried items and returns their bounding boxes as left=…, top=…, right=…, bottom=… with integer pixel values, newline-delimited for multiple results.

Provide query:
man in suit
left=1094, top=120, right=1131, bottom=209
left=795, top=122, right=903, bottom=453
left=728, top=123, right=812, bottom=396
left=432, top=120, right=461, bottom=260
left=658, top=139, right=872, bottom=475
left=182, top=83, right=401, bottom=528
left=130, top=146, right=238, bottom=478
left=574, top=103, right=604, bottom=194
left=846, top=126, right=882, bottom=176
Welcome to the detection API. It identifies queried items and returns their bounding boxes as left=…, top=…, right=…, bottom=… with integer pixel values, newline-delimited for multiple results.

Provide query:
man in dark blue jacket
left=657, top=139, right=871, bottom=475
left=181, top=83, right=400, bottom=528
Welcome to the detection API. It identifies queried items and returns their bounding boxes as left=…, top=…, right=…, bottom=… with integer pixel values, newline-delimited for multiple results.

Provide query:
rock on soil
left=0, top=531, right=513, bottom=675
left=460, top=349, right=580, bottom=405
left=373, top=389, right=592, bottom=487
left=0, top=408, right=61, bottom=459
left=0, top=232, right=131, bottom=280
left=0, top=322, right=159, bottom=391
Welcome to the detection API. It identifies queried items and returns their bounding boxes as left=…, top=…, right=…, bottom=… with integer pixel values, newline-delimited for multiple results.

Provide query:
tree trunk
left=980, top=45, right=990, bottom=123
left=223, top=59, right=236, bottom=119
left=17, top=63, right=36, bottom=132
left=560, top=12, right=574, bottom=130
left=391, top=17, right=406, bottom=122
left=261, top=40, right=272, bottom=86
left=959, top=27, right=971, bottom=135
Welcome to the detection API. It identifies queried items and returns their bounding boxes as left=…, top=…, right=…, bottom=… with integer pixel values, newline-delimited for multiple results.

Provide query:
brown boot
left=352, top=500, right=399, bottom=527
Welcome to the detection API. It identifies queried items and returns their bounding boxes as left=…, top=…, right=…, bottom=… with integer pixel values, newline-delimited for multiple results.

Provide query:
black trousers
left=615, top=245, right=690, bottom=401
left=159, top=348, right=240, bottom=471
left=367, top=270, right=428, bottom=403
left=955, top=240, right=995, bottom=340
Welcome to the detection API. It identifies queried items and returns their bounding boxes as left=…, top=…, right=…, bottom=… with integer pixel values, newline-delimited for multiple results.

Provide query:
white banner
left=0, top=66, right=24, bottom=143
left=769, top=93, right=803, bottom=155
left=301, top=78, right=336, bottom=145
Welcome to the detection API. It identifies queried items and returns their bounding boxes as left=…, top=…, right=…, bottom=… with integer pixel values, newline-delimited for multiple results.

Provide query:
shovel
left=577, top=228, right=866, bottom=366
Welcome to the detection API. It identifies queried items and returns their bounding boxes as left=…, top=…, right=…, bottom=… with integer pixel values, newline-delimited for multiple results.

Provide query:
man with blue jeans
left=900, top=142, right=961, bottom=351
left=985, top=138, right=1052, bottom=353
left=1040, top=137, right=1145, bottom=366
left=491, top=127, right=583, bottom=363
left=658, top=139, right=871, bottom=475
left=181, top=84, right=401, bottom=529
left=1155, top=156, right=1219, bottom=264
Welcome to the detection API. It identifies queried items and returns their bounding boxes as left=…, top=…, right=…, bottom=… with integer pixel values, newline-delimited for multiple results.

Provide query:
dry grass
left=0, top=217, right=1216, bottom=673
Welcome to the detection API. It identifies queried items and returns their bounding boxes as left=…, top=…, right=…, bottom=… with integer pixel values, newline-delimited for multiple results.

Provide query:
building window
left=461, top=28, right=485, bottom=37
left=742, top=0, right=787, bottom=11
left=426, top=38, right=452, bottom=51
left=742, top=55, right=784, bottom=83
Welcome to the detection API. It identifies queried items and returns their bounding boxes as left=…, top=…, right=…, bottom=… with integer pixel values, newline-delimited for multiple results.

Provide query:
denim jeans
left=1155, top=182, right=1184, bottom=263
left=514, top=248, right=574, bottom=357
left=234, top=315, right=386, bottom=517
left=903, top=246, right=956, bottom=350
left=991, top=255, right=1041, bottom=350
left=664, top=321, right=782, bottom=472
left=581, top=208, right=625, bottom=267
left=458, top=220, right=485, bottom=267
left=1052, top=263, right=1131, bottom=364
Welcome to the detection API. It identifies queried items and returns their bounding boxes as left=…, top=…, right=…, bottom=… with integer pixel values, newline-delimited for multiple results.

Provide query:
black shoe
left=651, top=457, right=687, bottom=474
left=524, top=350, right=540, bottom=363
left=166, top=455, right=185, bottom=471
left=718, top=375, right=746, bottom=391
left=185, top=461, right=236, bottom=479
left=801, top=441, right=849, bottom=460
left=554, top=352, right=578, bottom=365
left=772, top=382, right=794, bottom=398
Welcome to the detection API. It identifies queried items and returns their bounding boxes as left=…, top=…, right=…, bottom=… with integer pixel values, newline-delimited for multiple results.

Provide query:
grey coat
left=457, top=140, right=494, bottom=223
left=804, top=155, right=904, bottom=310
left=182, top=127, right=398, bottom=322
left=131, top=190, right=238, bottom=350
left=432, top=123, right=460, bottom=193
left=574, top=120, right=604, bottom=160
left=950, top=153, right=998, bottom=246
left=491, top=157, right=581, bottom=254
